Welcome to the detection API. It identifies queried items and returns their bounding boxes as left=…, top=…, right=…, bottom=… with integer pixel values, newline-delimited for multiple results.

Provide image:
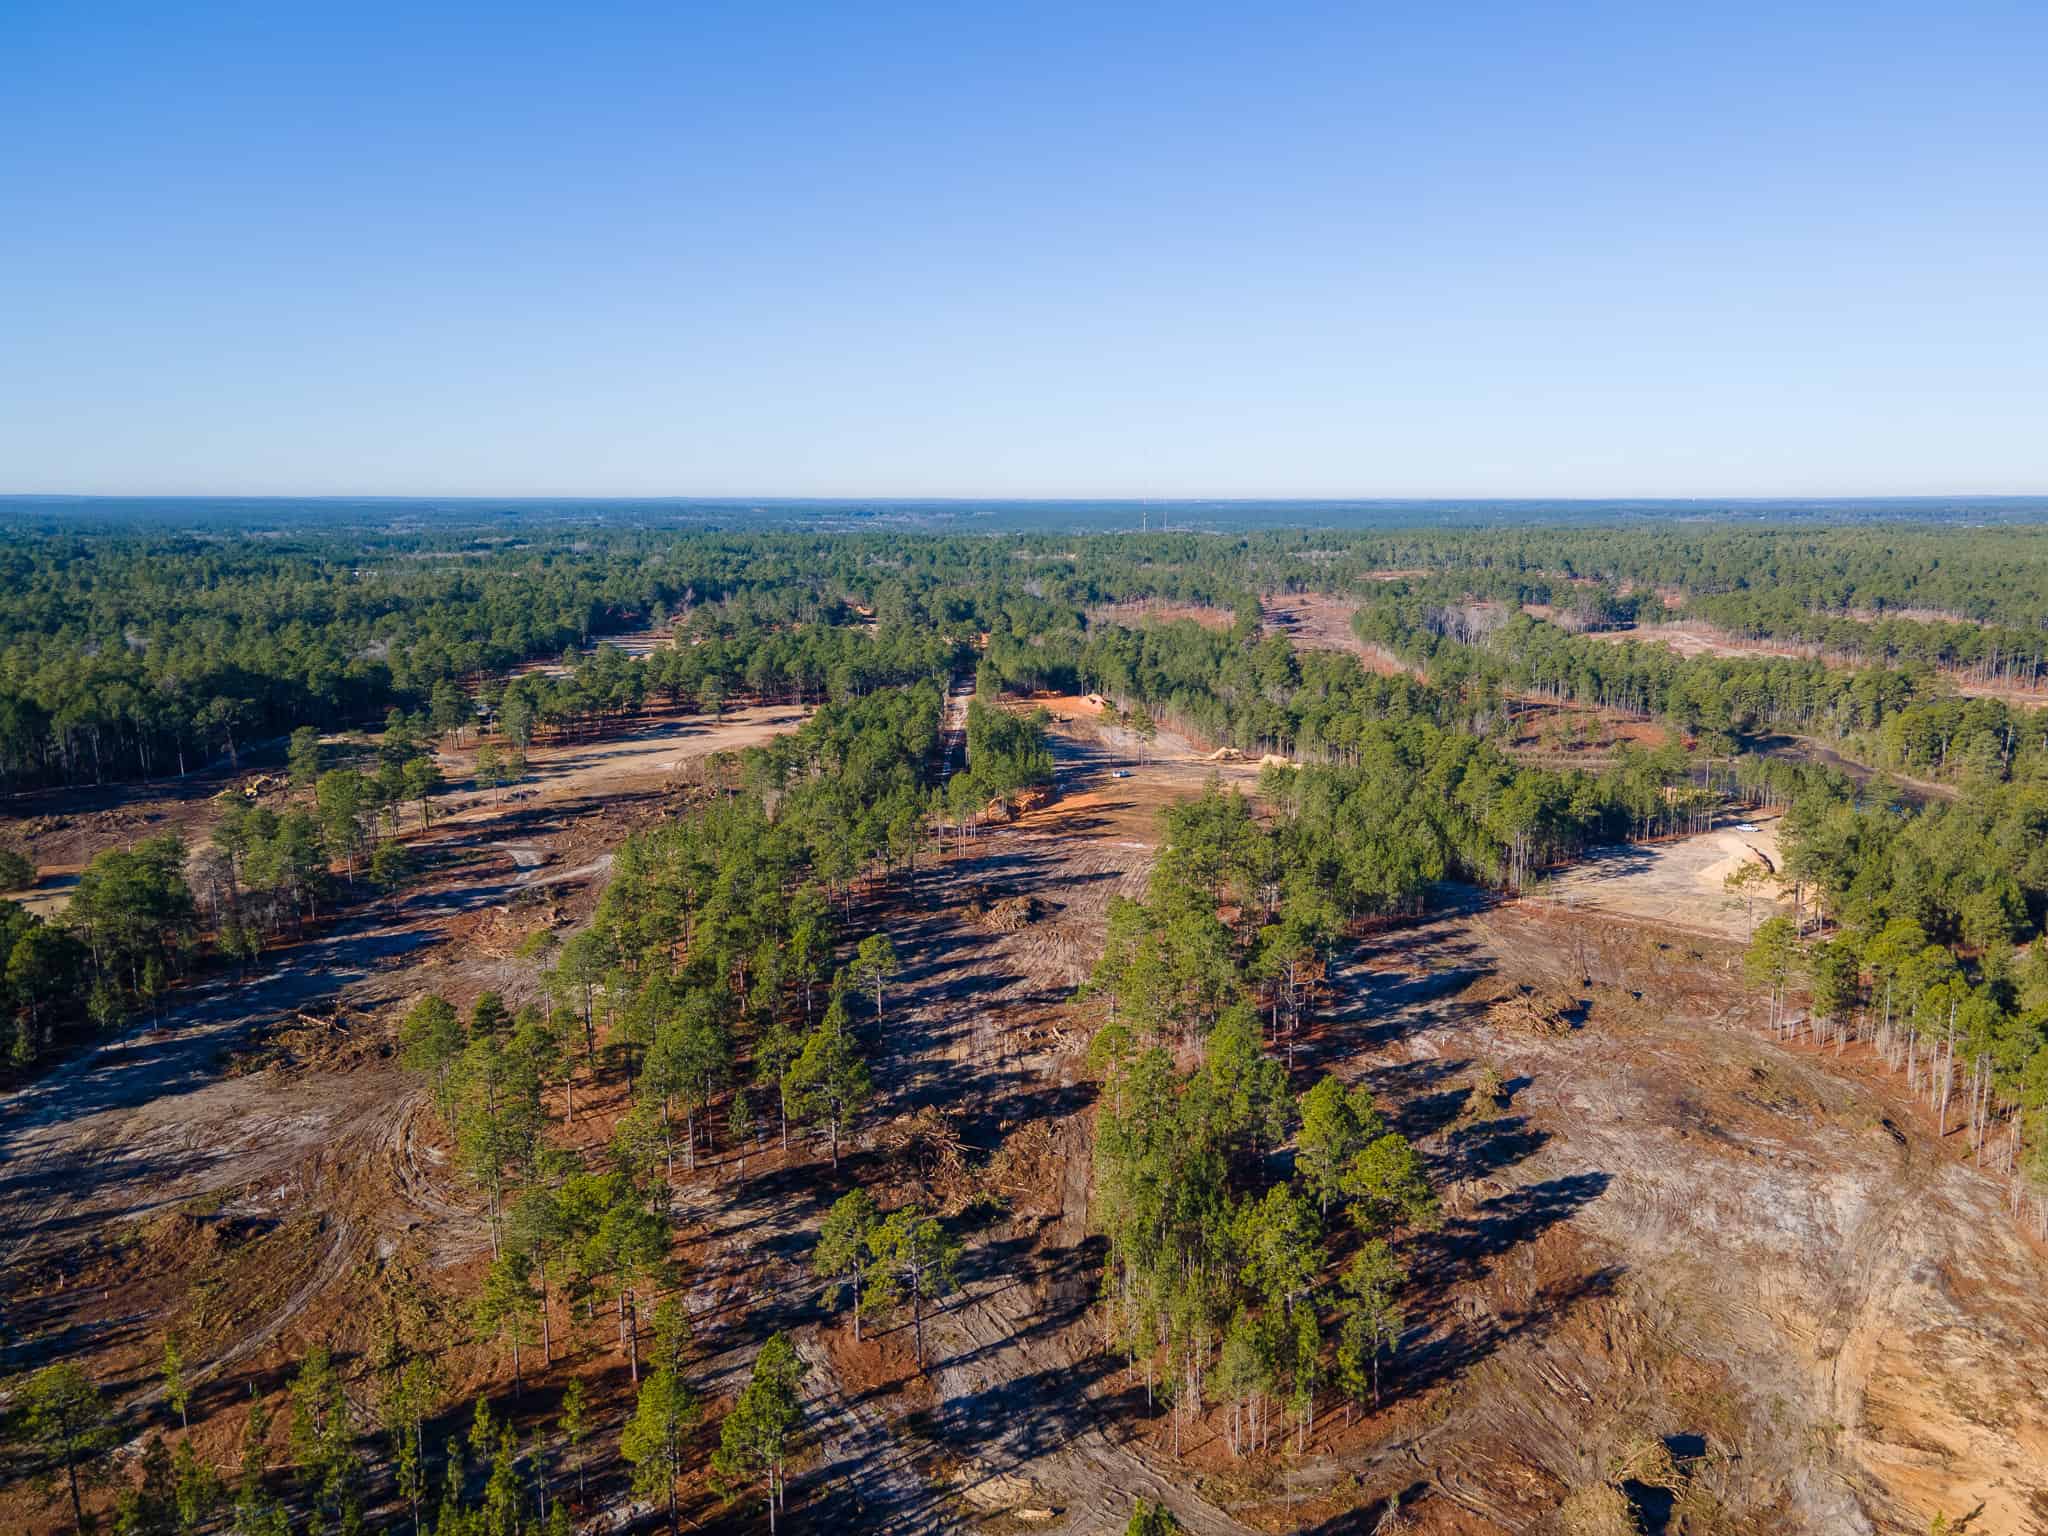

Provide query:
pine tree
left=288, top=726, right=325, bottom=791
left=851, top=932, right=902, bottom=1022
left=786, top=1007, right=873, bottom=1169
left=1295, top=1075, right=1386, bottom=1214
left=160, top=1333, right=191, bottom=1431
left=1337, top=1240, right=1407, bottom=1410
left=473, top=1250, right=541, bottom=1395
left=558, top=1380, right=590, bottom=1506
left=867, top=1206, right=962, bottom=1372
left=399, top=995, right=464, bottom=1121
left=620, top=1303, right=698, bottom=1536
left=712, top=1334, right=806, bottom=1535
left=813, top=1187, right=881, bottom=1339
left=1340, top=1133, right=1439, bottom=1235
left=287, top=1342, right=365, bottom=1535
left=232, top=1394, right=289, bottom=1536
left=13, top=1362, right=115, bottom=1530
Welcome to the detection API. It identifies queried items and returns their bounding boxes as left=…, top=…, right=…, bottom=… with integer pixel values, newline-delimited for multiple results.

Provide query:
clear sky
left=3, top=0, right=2044, bottom=498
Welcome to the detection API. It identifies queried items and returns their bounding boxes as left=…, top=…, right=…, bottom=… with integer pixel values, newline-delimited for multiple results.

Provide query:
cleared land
left=1274, top=905, right=2048, bottom=1534
left=1581, top=620, right=2048, bottom=708
left=651, top=710, right=2048, bottom=1533
left=7, top=687, right=2046, bottom=1535
left=1527, top=818, right=1787, bottom=941
left=0, top=702, right=806, bottom=917
left=1260, top=594, right=1418, bottom=677
left=0, top=702, right=813, bottom=1530
left=1087, top=601, right=1239, bottom=632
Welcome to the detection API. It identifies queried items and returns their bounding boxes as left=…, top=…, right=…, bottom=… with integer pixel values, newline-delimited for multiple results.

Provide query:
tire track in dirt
left=649, top=696, right=1257, bottom=1531
left=860, top=714, right=1260, bottom=1533
left=795, top=1334, right=944, bottom=1531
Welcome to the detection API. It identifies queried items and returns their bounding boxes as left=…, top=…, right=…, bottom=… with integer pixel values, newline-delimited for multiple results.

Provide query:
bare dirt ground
left=1, top=768, right=246, bottom=916
left=1265, top=906, right=2048, bottom=1535
left=1497, top=698, right=1679, bottom=767
left=433, top=702, right=808, bottom=821
left=0, top=702, right=805, bottom=919
left=10, top=681, right=2048, bottom=1535
left=1527, top=818, right=1787, bottom=941
left=0, top=703, right=815, bottom=1529
left=1580, top=622, right=2048, bottom=710
left=1259, top=595, right=1418, bottom=678
left=511, top=625, right=676, bottom=677
left=755, top=744, right=2048, bottom=1534
left=1088, top=602, right=1239, bottom=632
left=1576, top=622, right=1808, bottom=663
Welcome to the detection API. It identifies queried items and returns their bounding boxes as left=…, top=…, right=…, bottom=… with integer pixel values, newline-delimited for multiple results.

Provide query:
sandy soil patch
left=1, top=704, right=809, bottom=920
left=1500, top=698, right=1678, bottom=761
left=1525, top=819, right=1787, bottom=941
left=435, top=702, right=810, bottom=821
left=1581, top=622, right=1822, bottom=662
left=510, top=625, right=674, bottom=677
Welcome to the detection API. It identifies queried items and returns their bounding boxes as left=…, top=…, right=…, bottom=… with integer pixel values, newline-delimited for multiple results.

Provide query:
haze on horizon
left=4, top=0, right=2044, bottom=501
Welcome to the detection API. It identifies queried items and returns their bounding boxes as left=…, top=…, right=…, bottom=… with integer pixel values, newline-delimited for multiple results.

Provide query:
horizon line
left=6, top=490, right=2048, bottom=505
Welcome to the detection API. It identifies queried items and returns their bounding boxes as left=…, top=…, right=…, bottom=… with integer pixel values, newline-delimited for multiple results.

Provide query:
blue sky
left=3, top=1, right=2044, bottom=497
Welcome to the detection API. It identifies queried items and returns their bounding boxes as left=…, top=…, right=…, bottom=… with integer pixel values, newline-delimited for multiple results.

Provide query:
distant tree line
left=1355, top=602, right=2048, bottom=783
left=15, top=515, right=2048, bottom=790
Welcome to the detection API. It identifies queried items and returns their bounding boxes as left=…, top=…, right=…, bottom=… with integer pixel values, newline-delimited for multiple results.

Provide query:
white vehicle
left=1735, top=822, right=1759, bottom=833
left=1111, top=769, right=1131, bottom=779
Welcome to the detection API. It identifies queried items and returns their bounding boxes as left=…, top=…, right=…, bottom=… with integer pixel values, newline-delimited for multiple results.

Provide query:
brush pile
left=879, top=1106, right=975, bottom=1206
left=962, top=884, right=1044, bottom=930
left=1484, top=983, right=1576, bottom=1036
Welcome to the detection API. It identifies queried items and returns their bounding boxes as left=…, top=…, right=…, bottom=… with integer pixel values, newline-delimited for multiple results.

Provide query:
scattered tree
left=712, top=1333, right=806, bottom=1534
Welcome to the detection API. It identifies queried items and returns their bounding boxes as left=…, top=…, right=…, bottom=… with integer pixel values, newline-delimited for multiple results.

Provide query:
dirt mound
left=1559, top=1483, right=1636, bottom=1536
left=131, top=1205, right=236, bottom=1268
left=466, top=893, right=568, bottom=956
